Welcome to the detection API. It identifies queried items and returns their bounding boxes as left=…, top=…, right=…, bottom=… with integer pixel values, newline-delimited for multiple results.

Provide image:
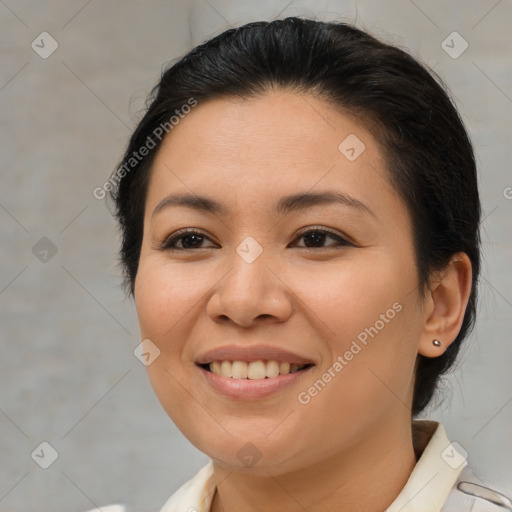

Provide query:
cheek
left=133, top=256, right=208, bottom=414
left=133, top=257, right=207, bottom=426
left=289, top=251, right=418, bottom=348
left=134, top=257, right=207, bottom=344
left=290, top=252, right=421, bottom=407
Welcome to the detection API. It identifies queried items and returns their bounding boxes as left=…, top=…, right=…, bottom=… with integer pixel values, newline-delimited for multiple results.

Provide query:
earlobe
left=418, top=253, right=473, bottom=358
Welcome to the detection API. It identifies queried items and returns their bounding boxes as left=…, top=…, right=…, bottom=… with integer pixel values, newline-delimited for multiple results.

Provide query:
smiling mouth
left=200, top=360, right=314, bottom=380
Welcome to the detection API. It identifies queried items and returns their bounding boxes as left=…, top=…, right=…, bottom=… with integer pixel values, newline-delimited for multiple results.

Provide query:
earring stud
left=433, top=339, right=442, bottom=347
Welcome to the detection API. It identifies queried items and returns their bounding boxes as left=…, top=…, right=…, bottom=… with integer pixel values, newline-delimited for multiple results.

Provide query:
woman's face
left=134, top=91, right=426, bottom=474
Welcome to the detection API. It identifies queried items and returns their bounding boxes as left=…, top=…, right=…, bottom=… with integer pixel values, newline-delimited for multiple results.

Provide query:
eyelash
left=157, top=227, right=353, bottom=251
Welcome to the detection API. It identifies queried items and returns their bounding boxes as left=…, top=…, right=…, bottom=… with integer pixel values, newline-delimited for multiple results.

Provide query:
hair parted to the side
left=109, top=17, right=481, bottom=416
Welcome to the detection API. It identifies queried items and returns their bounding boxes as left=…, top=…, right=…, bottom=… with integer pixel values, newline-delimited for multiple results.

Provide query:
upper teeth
left=209, top=360, right=306, bottom=379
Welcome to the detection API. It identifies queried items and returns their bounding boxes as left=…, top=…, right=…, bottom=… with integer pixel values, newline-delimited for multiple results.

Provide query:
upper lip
left=195, top=345, right=315, bottom=365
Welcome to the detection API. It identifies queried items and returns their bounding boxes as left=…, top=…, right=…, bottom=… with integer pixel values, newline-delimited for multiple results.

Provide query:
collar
left=160, top=420, right=467, bottom=512
left=386, top=420, right=467, bottom=511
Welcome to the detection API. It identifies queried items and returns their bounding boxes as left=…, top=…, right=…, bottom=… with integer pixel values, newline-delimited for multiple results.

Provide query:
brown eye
left=159, top=230, right=216, bottom=251
left=292, top=228, right=352, bottom=249
left=158, top=227, right=352, bottom=252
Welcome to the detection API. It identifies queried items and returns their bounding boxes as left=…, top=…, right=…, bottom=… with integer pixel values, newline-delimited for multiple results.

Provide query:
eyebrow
left=151, top=190, right=376, bottom=219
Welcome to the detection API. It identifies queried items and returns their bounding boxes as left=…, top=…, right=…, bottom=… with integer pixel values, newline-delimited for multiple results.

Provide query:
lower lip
left=198, top=365, right=314, bottom=400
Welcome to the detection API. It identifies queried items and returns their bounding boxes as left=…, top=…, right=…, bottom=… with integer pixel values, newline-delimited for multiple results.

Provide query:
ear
left=418, top=252, right=473, bottom=358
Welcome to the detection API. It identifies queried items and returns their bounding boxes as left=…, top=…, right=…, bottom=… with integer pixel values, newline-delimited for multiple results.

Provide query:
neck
left=210, top=417, right=417, bottom=512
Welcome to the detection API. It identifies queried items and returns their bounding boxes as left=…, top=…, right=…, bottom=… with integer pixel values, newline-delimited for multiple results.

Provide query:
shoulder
left=83, top=506, right=126, bottom=512
left=442, top=465, right=511, bottom=511
left=405, top=420, right=510, bottom=512
left=159, top=461, right=215, bottom=512
left=80, top=462, right=214, bottom=512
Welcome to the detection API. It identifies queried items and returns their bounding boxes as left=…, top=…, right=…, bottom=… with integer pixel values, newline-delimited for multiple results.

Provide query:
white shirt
left=88, top=420, right=508, bottom=512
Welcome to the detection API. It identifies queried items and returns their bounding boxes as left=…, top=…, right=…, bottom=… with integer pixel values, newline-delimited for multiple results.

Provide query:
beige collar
left=160, top=420, right=467, bottom=512
left=386, top=420, right=467, bottom=511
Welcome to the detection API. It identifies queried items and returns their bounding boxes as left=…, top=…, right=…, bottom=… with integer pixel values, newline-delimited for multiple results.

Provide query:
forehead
left=145, top=91, right=402, bottom=223
left=153, top=91, right=371, bottom=166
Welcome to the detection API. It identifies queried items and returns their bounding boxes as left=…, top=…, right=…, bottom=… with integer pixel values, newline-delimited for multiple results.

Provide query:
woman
left=94, top=17, right=510, bottom=512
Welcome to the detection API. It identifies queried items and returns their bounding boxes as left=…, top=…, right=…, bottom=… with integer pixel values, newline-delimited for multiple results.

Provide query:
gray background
left=1, top=1, right=511, bottom=511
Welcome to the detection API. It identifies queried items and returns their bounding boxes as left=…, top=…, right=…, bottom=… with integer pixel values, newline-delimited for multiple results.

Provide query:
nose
left=206, top=241, right=294, bottom=328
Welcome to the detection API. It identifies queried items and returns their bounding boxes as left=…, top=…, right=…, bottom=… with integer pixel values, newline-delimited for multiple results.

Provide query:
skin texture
left=134, top=91, right=472, bottom=511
